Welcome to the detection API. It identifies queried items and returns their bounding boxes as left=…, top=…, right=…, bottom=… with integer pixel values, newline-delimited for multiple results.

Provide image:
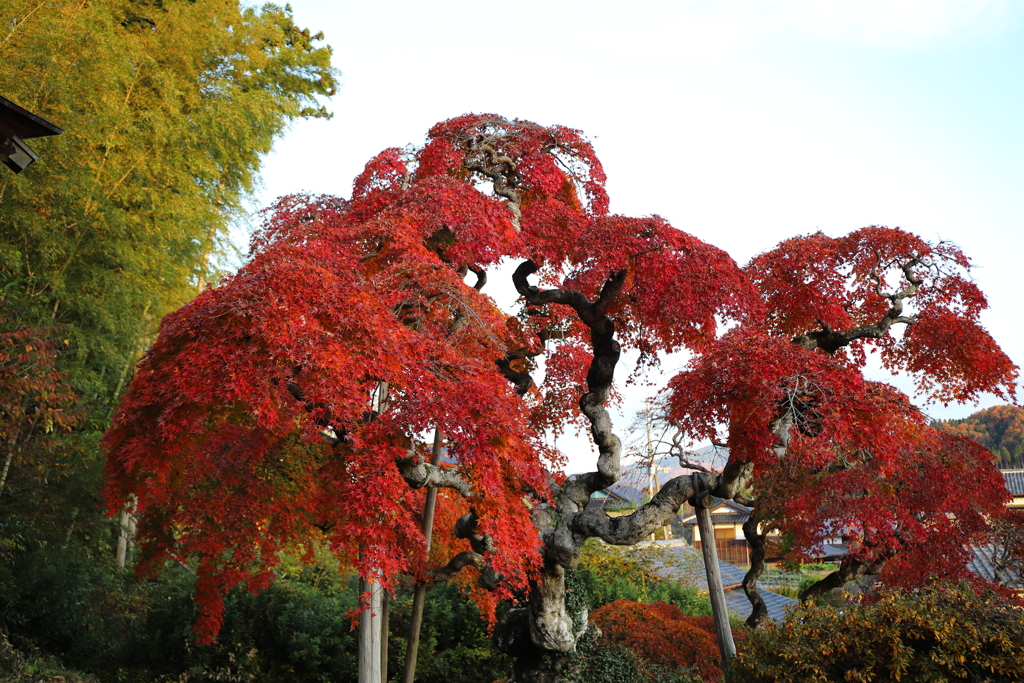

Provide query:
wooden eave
left=0, top=95, right=63, bottom=140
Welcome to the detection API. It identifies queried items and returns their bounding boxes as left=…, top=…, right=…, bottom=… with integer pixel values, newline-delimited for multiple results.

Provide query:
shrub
left=0, top=540, right=138, bottom=672
left=393, top=581, right=512, bottom=683
left=590, top=600, right=723, bottom=683
left=576, top=541, right=712, bottom=617
left=731, top=582, right=1024, bottom=683
left=569, top=624, right=645, bottom=683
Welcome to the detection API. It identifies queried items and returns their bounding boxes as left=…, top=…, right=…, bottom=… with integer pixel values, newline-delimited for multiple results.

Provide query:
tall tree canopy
left=104, top=114, right=1019, bottom=682
left=0, top=0, right=337, bottom=583
left=667, top=227, right=1020, bottom=619
left=0, top=0, right=338, bottom=402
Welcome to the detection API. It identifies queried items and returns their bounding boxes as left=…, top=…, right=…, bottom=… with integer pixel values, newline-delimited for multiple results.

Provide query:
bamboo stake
left=381, top=590, right=390, bottom=681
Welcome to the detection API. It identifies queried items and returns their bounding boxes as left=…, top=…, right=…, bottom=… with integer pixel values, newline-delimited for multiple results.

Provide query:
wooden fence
left=695, top=539, right=750, bottom=567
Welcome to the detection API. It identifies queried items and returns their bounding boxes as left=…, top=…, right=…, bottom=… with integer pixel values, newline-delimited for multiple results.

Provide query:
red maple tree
left=667, top=227, right=1020, bottom=623
left=103, top=114, right=1019, bottom=680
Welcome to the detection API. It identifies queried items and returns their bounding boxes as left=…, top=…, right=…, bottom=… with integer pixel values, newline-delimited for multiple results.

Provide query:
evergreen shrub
left=731, top=582, right=1024, bottom=683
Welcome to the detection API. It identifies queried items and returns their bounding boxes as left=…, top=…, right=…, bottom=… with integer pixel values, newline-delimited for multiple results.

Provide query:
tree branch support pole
left=358, top=571, right=383, bottom=683
left=692, top=473, right=736, bottom=668
left=0, top=446, right=14, bottom=497
left=401, top=429, right=444, bottom=683
left=115, top=495, right=137, bottom=568
left=380, top=589, right=389, bottom=682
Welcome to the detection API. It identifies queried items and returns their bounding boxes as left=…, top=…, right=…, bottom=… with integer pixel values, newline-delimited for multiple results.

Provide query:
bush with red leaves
left=590, top=600, right=725, bottom=682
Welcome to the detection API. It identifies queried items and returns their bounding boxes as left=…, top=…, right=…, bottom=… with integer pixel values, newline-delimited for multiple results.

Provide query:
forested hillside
left=936, top=405, right=1024, bottom=468
left=0, top=0, right=337, bottom=677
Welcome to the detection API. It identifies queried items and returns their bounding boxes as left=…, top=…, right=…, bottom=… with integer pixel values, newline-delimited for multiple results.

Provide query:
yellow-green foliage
left=731, top=583, right=1024, bottom=683
left=0, top=0, right=338, bottom=400
left=576, top=540, right=710, bottom=616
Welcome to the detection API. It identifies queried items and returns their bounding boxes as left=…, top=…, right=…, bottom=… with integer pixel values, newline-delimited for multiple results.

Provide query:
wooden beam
left=358, top=574, right=383, bottom=683
left=401, top=429, right=444, bottom=683
left=692, top=473, right=737, bottom=665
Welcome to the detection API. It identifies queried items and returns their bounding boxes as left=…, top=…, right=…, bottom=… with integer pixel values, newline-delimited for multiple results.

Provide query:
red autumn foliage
left=668, top=226, right=1020, bottom=598
left=101, top=114, right=758, bottom=643
left=590, top=600, right=726, bottom=682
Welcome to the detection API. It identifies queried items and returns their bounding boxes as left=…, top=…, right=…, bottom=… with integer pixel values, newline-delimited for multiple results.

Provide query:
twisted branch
left=792, top=255, right=924, bottom=353
left=429, top=550, right=499, bottom=588
left=395, top=457, right=473, bottom=497
left=463, top=140, right=522, bottom=230
left=741, top=517, right=769, bottom=628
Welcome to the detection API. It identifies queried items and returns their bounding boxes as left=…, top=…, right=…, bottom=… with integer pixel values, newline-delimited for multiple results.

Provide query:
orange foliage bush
left=590, top=599, right=723, bottom=682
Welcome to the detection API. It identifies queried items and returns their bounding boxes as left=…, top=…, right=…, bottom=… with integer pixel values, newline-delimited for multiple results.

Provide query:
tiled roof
left=967, top=543, right=1024, bottom=588
left=679, top=500, right=753, bottom=526
left=1002, top=469, right=1024, bottom=497
left=810, top=544, right=847, bottom=560
left=586, top=489, right=630, bottom=511
left=638, top=539, right=746, bottom=588
left=636, top=540, right=797, bottom=622
left=723, top=586, right=797, bottom=624
left=681, top=511, right=749, bottom=525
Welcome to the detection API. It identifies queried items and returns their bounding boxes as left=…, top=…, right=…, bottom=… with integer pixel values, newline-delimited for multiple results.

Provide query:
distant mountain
left=934, top=405, right=1024, bottom=469
left=597, top=443, right=728, bottom=505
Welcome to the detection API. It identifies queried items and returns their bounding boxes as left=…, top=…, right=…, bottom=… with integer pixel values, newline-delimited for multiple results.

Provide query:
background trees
left=938, top=405, right=1024, bottom=468
left=0, top=0, right=336, bottom=530
left=1, top=0, right=337, bottom=402
left=0, top=0, right=338, bottom=677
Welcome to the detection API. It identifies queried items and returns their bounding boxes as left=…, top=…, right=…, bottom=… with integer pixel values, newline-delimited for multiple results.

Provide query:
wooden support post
left=401, top=429, right=444, bottom=683
left=380, top=590, right=389, bottom=682
left=358, top=574, right=383, bottom=683
left=115, top=495, right=137, bottom=569
left=692, top=473, right=736, bottom=666
left=116, top=508, right=129, bottom=568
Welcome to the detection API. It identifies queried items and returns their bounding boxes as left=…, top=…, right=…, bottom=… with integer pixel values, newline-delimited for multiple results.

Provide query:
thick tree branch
left=792, top=255, right=924, bottom=353
left=513, top=261, right=627, bottom=499
left=496, top=351, right=539, bottom=395
left=712, top=454, right=755, bottom=500
left=425, top=513, right=502, bottom=587
left=463, top=140, right=523, bottom=230
left=741, top=517, right=769, bottom=629
left=496, top=326, right=566, bottom=395
left=469, top=266, right=487, bottom=292
left=428, top=550, right=498, bottom=588
left=799, top=552, right=889, bottom=602
left=569, top=474, right=700, bottom=546
left=512, top=260, right=632, bottom=568
left=454, top=511, right=497, bottom=554
left=395, top=457, right=473, bottom=497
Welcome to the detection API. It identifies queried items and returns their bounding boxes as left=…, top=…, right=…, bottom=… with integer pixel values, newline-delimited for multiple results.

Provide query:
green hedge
left=0, top=537, right=514, bottom=682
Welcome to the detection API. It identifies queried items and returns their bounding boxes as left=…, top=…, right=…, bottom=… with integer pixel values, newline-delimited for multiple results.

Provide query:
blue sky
left=254, top=0, right=1024, bottom=471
